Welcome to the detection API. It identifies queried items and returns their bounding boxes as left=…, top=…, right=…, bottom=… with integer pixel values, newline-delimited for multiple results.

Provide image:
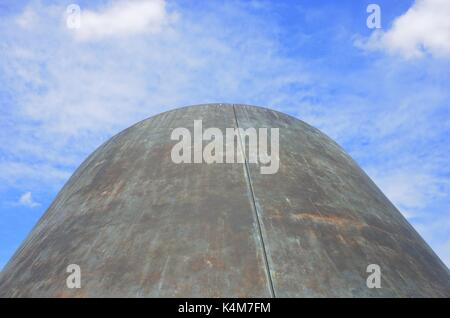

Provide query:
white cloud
left=356, top=0, right=450, bottom=58
left=18, top=192, right=40, bottom=208
left=71, top=0, right=174, bottom=41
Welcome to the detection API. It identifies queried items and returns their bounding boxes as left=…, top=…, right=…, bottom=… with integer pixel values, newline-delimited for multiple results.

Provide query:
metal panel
left=0, top=104, right=271, bottom=297
left=234, top=104, right=450, bottom=297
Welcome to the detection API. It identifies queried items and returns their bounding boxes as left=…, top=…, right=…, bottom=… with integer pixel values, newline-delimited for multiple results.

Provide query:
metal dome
left=1, top=104, right=449, bottom=297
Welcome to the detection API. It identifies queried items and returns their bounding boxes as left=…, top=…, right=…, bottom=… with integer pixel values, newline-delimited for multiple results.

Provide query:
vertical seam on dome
left=232, top=104, right=276, bottom=298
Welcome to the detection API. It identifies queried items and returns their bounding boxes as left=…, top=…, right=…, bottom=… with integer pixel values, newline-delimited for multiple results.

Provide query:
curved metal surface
left=0, top=104, right=449, bottom=297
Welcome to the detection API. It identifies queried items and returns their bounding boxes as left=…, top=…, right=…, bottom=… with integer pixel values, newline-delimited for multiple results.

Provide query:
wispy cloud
left=18, top=191, right=39, bottom=208
left=367, top=169, right=448, bottom=219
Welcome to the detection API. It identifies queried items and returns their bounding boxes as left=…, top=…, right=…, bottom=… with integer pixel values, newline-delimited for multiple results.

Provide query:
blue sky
left=1, top=0, right=449, bottom=270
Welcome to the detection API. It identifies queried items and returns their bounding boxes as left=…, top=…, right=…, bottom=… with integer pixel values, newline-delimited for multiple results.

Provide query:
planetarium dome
left=0, top=104, right=449, bottom=297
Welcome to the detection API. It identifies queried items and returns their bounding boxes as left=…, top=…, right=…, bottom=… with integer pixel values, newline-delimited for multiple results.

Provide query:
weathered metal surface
left=0, top=104, right=449, bottom=297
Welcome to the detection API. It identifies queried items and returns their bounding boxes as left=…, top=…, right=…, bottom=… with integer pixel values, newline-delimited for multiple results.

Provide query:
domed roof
left=1, top=104, right=449, bottom=297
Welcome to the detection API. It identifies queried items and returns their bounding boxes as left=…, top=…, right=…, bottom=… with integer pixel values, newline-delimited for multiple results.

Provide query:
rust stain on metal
left=288, top=212, right=366, bottom=229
